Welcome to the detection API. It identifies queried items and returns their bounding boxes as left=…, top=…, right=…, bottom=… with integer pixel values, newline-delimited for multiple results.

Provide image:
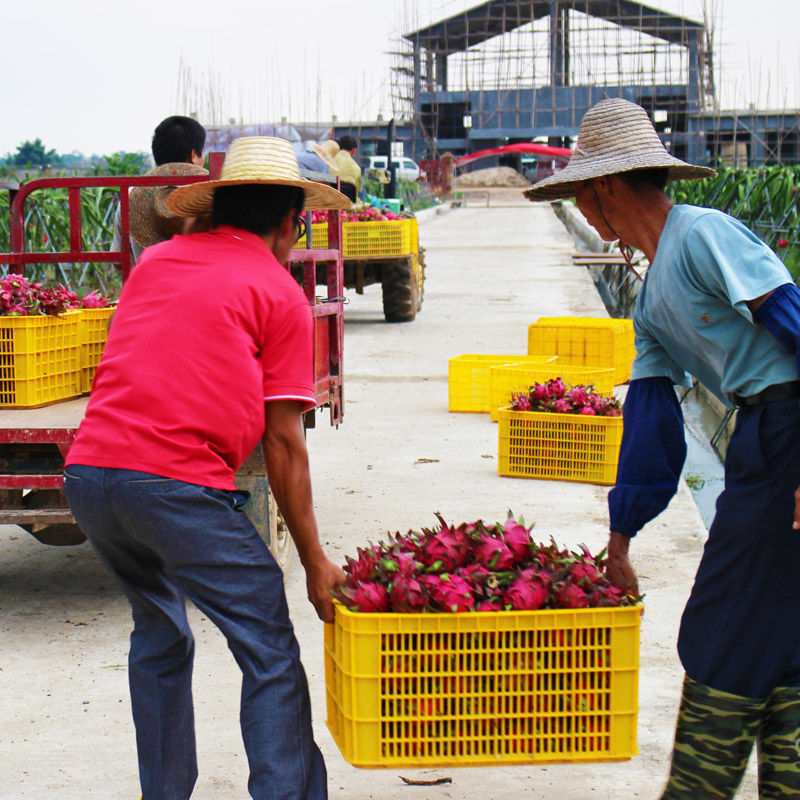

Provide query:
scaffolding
left=392, top=0, right=716, bottom=159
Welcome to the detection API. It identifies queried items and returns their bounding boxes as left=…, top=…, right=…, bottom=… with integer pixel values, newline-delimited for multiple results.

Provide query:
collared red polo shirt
left=66, top=225, right=315, bottom=490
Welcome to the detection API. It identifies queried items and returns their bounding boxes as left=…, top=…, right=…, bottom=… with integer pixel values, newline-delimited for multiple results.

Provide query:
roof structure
left=404, top=0, right=704, bottom=51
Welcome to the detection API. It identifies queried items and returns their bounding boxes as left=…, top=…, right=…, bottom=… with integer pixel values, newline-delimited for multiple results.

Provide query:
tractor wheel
left=381, top=257, right=419, bottom=322
left=267, top=486, right=295, bottom=578
left=18, top=488, right=86, bottom=546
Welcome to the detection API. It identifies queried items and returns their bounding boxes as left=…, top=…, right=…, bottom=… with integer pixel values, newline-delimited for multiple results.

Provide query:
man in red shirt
left=65, top=137, right=349, bottom=800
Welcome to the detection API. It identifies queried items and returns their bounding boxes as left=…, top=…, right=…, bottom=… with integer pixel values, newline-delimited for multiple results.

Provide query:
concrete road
left=0, top=193, right=757, bottom=799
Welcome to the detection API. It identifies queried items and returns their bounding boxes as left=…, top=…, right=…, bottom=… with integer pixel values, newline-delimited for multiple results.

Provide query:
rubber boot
left=757, top=686, right=800, bottom=798
left=660, top=675, right=766, bottom=800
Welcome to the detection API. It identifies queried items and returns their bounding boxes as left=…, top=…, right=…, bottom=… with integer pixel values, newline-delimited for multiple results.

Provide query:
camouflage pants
left=661, top=676, right=800, bottom=799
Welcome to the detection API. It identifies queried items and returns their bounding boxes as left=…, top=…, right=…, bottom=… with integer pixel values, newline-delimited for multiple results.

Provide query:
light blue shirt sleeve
left=685, top=213, right=793, bottom=322
left=631, top=318, right=693, bottom=386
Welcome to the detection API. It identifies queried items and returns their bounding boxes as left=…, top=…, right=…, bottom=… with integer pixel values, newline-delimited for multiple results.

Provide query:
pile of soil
left=456, top=166, right=530, bottom=188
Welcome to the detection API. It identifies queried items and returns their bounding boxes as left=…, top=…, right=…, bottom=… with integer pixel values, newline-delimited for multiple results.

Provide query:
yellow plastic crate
left=497, top=408, right=623, bottom=485
left=0, top=313, right=82, bottom=407
left=488, top=364, right=617, bottom=422
left=79, top=307, right=115, bottom=393
left=449, top=354, right=558, bottom=413
left=527, top=317, right=635, bottom=384
left=297, top=219, right=417, bottom=258
left=325, top=603, right=640, bottom=768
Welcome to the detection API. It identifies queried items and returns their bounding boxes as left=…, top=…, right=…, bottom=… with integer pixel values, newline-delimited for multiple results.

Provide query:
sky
left=1, top=0, right=798, bottom=157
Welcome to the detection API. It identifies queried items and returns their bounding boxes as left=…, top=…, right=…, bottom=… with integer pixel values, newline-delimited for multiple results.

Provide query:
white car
left=365, top=156, right=423, bottom=182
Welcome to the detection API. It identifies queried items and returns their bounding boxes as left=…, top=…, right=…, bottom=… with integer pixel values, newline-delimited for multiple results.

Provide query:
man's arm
left=607, top=377, right=687, bottom=591
left=262, top=400, right=345, bottom=622
left=752, top=283, right=800, bottom=529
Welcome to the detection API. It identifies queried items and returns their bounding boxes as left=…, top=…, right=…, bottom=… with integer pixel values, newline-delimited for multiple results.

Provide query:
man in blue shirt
left=526, top=98, right=800, bottom=799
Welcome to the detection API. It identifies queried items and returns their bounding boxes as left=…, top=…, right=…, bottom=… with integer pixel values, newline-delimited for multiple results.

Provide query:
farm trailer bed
left=0, top=157, right=345, bottom=568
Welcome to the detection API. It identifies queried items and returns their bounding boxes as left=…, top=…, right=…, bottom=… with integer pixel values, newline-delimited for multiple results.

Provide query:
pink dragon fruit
left=476, top=597, right=506, bottom=611
left=530, top=382, right=550, bottom=402
left=568, top=559, right=603, bottom=587
left=344, top=546, right=381, bottom=582
left=501, top=514, right=534, bottom=562
left=418, top=518, right=471, bottom=571
left=427, top=573, right=475, bottom=612
left=80, top=290, right=109, bottom=309
left=587, top=583, right=626, bottom=607
left=567, top=385, right=590, bottom=407
left=339, top=580, right=390, bottom=612
left=473, top=531, right=516, bottom=570
left=503, top=571, right=550, bottom=610
left=578, top=406, right=596, bottom=415
left=553, top=581, right=589, bottom=609
left=552, top=398, right=573, bottom=414
left=511, top=393, right=532, bottom=411
left=389, top=575, right=428, bottom=612
left=548, top=378, right=567, bottom=399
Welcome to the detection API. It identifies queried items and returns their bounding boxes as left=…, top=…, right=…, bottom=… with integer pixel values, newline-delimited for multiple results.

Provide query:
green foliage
left=11, top=138, right=62, bottom=168
left=363, top=177, right=438, bottom=212
left=0, top=162, right=132, bottom=296
left=92, top=151, right=150, bottom=176
left=667, top=165, right=800, bottom=281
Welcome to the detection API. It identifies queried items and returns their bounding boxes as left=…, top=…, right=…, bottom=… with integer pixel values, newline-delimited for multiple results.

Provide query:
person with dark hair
left=526, top=98, right=800, bottom=799
left=151, top=115, right=206, bottom=167
left=112, top=115, right=207, bottom=264
left=333, top=134, right=361, bottom=202
left=65, top=137, right=350, bottom=800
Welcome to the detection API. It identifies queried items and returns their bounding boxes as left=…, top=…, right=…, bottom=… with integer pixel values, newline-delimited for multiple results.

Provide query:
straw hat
left=318, top=139, right=340, bottom=159
left=167, top=136, right=349, bottom=216
left=524, top=98, right=715, bottom=202
left=129, top=163, right=209, bottom=248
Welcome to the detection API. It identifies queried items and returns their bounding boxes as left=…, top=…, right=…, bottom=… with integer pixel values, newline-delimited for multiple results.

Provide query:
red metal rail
left=0, top=152, right=344, bottom=424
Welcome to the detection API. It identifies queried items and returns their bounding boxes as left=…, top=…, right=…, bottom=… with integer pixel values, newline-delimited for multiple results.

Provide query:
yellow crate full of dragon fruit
left=496, top=408, right=623, bottom=485
left=297, top=219, right=418, bottom=258
left=0, top=313, right=82, bottom=407
left=527, top=317, right=635, bottom=384
left=488, top=363, right=616, bottom=422
left=79, top=307, right=115, bottom=393
left=325, top=603, right=640, bottom=768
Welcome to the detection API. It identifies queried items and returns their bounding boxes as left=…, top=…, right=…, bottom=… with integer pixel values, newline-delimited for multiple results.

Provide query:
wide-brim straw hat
left=167, top=136, right=350, bottom=216
left=129, top=163, right=209, bottom=248
left=524, top=98, right=715, bottom=202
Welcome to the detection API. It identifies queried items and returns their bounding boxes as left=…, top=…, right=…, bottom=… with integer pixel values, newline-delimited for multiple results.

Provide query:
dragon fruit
left=473, top=530, right=516, bottom=570
left=332, top=514, right=641, bottom=613
left=427, top=573, right=475, bottom=613
left=339, top=580, right=390, bottom=612
left=568, top=559, right=603, bottom=587
left=507, top=378, right=622, bottom=417
left=418, top=517, right=471, bottom=571
left=553, top=581, right=589, bottom=609
left=567, top=386, right=591, bottom=407
left=501, top=514, right=534, bottom=562
left=530, top=382, right=550, bottom=402
left=504, top=570, right=550, bottom=610
left=344, top=546, right=381, bottom=583
left=389, top=574, right=428, bottom=612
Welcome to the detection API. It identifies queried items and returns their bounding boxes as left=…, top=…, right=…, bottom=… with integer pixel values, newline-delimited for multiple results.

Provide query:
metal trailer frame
left=0, top=154, right=344, bottom=562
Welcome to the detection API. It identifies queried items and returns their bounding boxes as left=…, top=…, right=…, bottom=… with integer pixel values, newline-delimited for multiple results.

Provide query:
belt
left=732, top=380, right=800, bottom=407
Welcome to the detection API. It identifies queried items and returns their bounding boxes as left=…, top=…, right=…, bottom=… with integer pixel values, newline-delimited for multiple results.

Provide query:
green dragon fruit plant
left=333, top=513, right=640, bottom=613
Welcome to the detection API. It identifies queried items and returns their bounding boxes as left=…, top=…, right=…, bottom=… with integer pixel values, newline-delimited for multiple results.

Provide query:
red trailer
left=0, top=154, right=344, bottom=571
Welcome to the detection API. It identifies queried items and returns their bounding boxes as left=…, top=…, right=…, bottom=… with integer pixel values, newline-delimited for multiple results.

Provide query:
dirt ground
left=0, top=192, right=758, bottom=799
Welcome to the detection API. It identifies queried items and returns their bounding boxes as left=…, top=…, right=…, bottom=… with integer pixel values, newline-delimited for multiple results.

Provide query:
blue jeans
left=63, top=466, right=327, bottom=800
